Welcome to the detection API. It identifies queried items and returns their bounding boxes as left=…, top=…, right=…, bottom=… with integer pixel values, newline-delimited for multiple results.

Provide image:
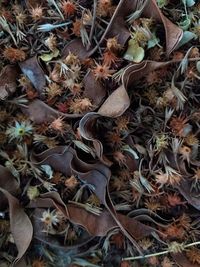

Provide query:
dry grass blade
left=0, top=16, right=17, bottom=46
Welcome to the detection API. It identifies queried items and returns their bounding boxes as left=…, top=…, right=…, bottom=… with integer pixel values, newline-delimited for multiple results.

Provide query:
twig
left=87, top=0, right=97, bottom=50
left=48, top=0, right=64, bottom=20
left=93, top=36, right=102, bottom=56
left=122, top=241, right=200, bottom=261
left=37, top=21, right=71, bottom=32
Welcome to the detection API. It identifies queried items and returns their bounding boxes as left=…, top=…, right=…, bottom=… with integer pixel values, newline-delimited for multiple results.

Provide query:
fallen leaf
left=142, top=0, right=183, bottom=55
left=123, top=40, right=145, bottom=63
left=22, top=99, right=82, bottom=124
left=185, top=0, right=196, bottom=7
left=30, top=147, right=156, bottom=252
left=176, top=179, right=200, bottom=211
left=19, top=56, right=46, bottom=96
left=62, top=39, right=95, bottom=60
left=171, top=252, right=200, bottom=267
left=0, top=165, right=20, bottom=210
left=0, top=188, right=33, bottom=266
left=40, top=48, right=59, bottom=62
left=122, top=60, right=170, bottom=89
left=176, top=31, right=197, bottom=49
left=0, top=65, right=20, bottom=100
left=79, top=113, right=105, bottom=162
left=98, top=85, right=130, bottom=117
left=28, top=193, right=155, bottom=241
left=83, top=70, right=106, bottom=107
left=32, top=208, right=95, bottom=249
left=62, top=0, right=182, bottom=60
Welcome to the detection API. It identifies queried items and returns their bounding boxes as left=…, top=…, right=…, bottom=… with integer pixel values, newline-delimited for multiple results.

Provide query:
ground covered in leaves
left=1, top=0, right=200, bottom=266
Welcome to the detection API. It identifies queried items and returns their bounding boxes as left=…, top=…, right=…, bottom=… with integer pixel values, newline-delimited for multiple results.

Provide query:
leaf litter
left=1, top=0, right=200, bottom=266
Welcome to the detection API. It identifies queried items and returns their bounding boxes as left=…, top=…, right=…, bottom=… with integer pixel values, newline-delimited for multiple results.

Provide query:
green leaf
left=40, top=48, right=59, bottom=62
left=123, top=40, right=145, bottom=63
left=186, top=0, right=196, bottom=7
left=176, top=31, right=197, bottom=49
left=147, top=33, right=160, bottom=49
left=157, top=0, right=168, bottom=8
left=179, top=17, right=191, bottom=31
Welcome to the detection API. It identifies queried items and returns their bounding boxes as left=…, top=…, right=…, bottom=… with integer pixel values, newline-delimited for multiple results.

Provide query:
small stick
left=122, top=241, right=200, bottom=261
left=87, top=0, right=97, bottom=50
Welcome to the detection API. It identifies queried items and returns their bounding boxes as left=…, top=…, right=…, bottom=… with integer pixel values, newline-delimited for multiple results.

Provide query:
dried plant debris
left=1, top=0, right=200, bottom=266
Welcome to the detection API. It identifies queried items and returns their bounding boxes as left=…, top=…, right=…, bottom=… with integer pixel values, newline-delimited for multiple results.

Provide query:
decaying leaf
left=142, top=0, right=183, bottom=55
left=83, top=70, right=106, bottom=107
left=176, top=179, right=200, bottom=211
left=22, top=99, right=82, bottom=124
left=32, top=208, right=95, bottom=250
left=0, top=65, right=20, bottom=100
left=29, top=146, right=156, bottom=252
left=0, top=165, right=20, bottom=210
left=0, top=0, right=199, bottom=265
left=0, top=188, right=33, bottom=266
left=19, top=56, right=46, bottom=96
left=62, top=39, right=95, bottom=60
left=28, top=192, right=155, bottom=242
left=122, top=60, right=170, bottom=88
left=171, top=252, right=200, bottom=267
left=62, top=0, right=182, bottom=60
left=98, top=85, right=130, bottom=117
left=79, top=113, right=104, bottom=161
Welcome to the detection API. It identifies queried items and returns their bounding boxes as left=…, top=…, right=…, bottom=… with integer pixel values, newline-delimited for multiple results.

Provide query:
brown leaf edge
left=28, top=192, right=155, bottom=242
left=0, top=188, right=33, bottom=267
left=62, top=0, right=182, bottom=60
left=30, top=147, right=158, bottom=253
left=78, top=60, right=174, bottom=162
left=171, top=252, right=200, bottom=267
left=21, top=70, right=106, bottom=124
left=143, top=0, right=183, bottom=56
left=0, top=165, right=20, bottom=210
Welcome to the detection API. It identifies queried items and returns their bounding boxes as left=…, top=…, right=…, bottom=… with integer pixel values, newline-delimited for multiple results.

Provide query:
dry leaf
left=171, top=253, right=200, bottom=267
left=83, top=70, right=106, bottom=107
left=98, top=85, right=130, bottom=117
left=30, top=147, right=155, bottom=252
left=142, top=0, right=183, bottom=55
left=0, top=188, right=33, bottom=266
left=22, top=99, right=82, bottom=124
left=62, top=0, right=182, bottom=60
left=19, top=56, right=46, bottom=96
left=28, top=193, right=155, bottom=241
left=176, top=179, right=200, bottom=211
left=122, top=60, right=170, bottom=88
left=0, top=65, right=20, bottom=100
left=0, top=165, right=20, bottom=210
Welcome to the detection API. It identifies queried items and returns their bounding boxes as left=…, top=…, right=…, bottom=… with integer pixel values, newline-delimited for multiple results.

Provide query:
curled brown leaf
left=0, top=165, right=20, bottom=210
left=0, top=188, right=33, bottom=266
left=98, top=85, right=130, bottom=118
